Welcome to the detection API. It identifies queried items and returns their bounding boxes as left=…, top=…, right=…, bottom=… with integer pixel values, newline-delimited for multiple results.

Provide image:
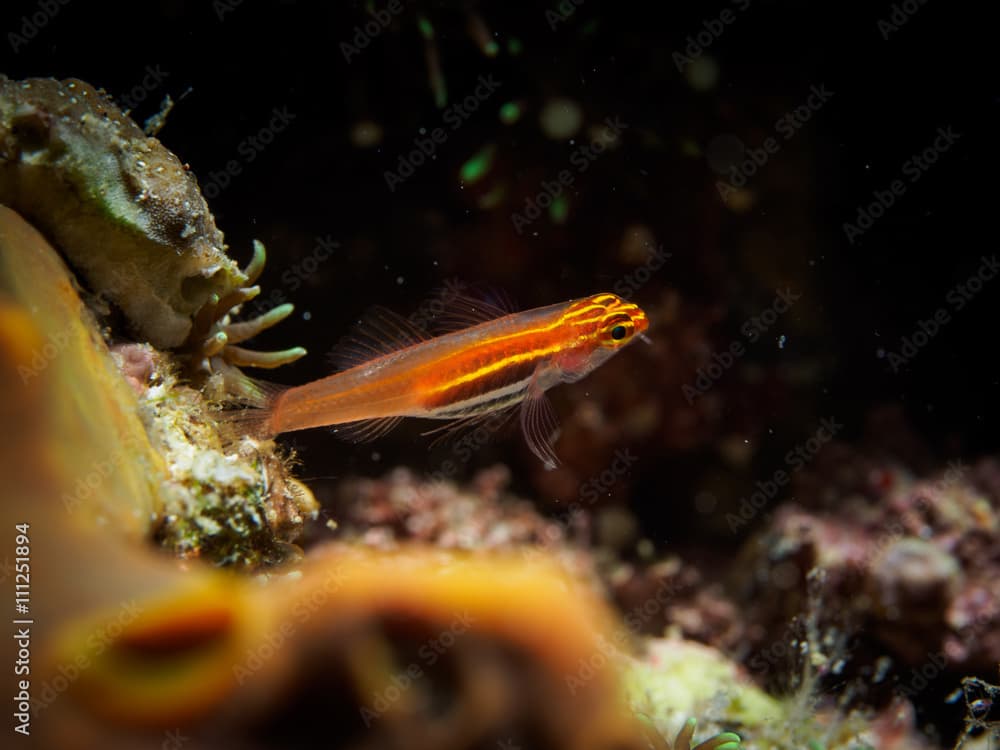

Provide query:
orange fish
left=233, top=293, right=649, bottom=468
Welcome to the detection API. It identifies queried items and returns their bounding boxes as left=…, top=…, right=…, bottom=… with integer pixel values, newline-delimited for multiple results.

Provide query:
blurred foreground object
left=0, top=205, right=648, bottom=749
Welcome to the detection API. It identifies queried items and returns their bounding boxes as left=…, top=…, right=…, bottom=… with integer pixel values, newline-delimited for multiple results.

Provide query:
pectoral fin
left=519, top=387, right=561, bottom=470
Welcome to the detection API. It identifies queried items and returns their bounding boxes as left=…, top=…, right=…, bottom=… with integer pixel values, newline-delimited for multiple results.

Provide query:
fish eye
left=601, top=314, right=633, bottom=346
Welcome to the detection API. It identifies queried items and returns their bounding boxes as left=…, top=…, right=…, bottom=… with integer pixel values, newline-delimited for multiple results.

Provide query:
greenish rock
left=0, top=75, right=246, bottom=348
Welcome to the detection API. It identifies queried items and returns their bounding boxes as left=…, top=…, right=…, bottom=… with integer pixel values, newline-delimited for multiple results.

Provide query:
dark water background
left=1, top=0, right=998, bottom=743
left=0, top=2, right=992, bottom=542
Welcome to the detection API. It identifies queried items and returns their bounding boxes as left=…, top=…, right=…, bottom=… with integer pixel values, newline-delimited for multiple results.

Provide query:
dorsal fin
left=327, top=305, right=430, bottom=371
left=430, top=285, right=518, bottom=334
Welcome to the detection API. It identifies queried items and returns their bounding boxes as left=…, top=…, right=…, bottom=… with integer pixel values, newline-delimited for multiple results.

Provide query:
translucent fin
left=430, top=285, right=518, bottom=333
left=420, top=406, right=518, bottom=450
left=328, top=306, right=430, bottom=371
left=215, top=374, right=289, bottom=441
left=519, top=388, right=561, bottom=470
left=329, top=416, right=404, bottom=443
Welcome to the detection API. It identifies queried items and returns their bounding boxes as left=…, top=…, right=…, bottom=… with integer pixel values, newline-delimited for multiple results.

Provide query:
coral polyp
left=184, top=239, right=307, bottom=378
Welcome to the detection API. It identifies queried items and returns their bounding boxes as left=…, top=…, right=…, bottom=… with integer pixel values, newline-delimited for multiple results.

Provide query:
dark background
left=0, top=0, right=993, bottom=521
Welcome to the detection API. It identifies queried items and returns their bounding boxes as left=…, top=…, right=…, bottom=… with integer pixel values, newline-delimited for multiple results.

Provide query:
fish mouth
left=631, top=308, right=650, bottom=334
left=611, top=300, right=648, bottom=335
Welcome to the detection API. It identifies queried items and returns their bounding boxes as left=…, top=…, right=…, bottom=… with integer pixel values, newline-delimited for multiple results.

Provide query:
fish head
left=555, top=293, right=649, bottom=380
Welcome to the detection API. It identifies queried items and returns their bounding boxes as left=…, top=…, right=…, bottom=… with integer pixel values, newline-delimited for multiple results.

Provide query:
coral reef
left=116, top=343, right=318, bottom=566
left=735, top=449, right=1000, bottom=680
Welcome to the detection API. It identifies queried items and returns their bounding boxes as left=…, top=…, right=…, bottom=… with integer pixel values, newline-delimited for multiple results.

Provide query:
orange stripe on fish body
left=230, top=293, right=648, bottom=469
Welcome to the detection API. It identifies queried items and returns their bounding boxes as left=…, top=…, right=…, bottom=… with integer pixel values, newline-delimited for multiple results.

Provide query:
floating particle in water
left=722, top=188, right=755, bottom=213
left=459, top=144, right=496, bottom=184
left=680, top=138, right=701, bottom=157
left=467, top=11, right=498, bottom=57
left=874, top=656, right=893, bottom=684
left=477, top=185, right=506, bottom=209
left=507, top=38, right=523, bottom=56
left=549, top=194, right=570, bottom=224
left=418, top=15, right=448, bottom=108
left=686, top=55, right=720, bottom=92
left=417, top=14, right=434, bottom=40
left=302, top=311, right=312, bottom=321
left=539, top=98, right=583, bottom=139
left=396, top=276, right=405, bottom=285
left=499, top=101, right=523, bottom=125
left=778, top=334, right=786, bottom=349
left=588, top=120, right=623, bottom=149
left=619, top=224, right=657, bottom=264
left=350, top=120, right=383, bottom=148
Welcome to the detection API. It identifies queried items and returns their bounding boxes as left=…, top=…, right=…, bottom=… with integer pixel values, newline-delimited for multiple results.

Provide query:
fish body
left=240, top=293, right=648, bottom=468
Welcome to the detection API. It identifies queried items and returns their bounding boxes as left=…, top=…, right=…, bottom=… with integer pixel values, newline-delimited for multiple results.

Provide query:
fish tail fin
left=216, top=371, right=289, bottom=442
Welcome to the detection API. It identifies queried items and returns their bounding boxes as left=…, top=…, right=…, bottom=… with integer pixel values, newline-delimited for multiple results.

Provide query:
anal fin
left=420, top=406, right=518, bottom=451
left=329, top=416, right=404, bottom=443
